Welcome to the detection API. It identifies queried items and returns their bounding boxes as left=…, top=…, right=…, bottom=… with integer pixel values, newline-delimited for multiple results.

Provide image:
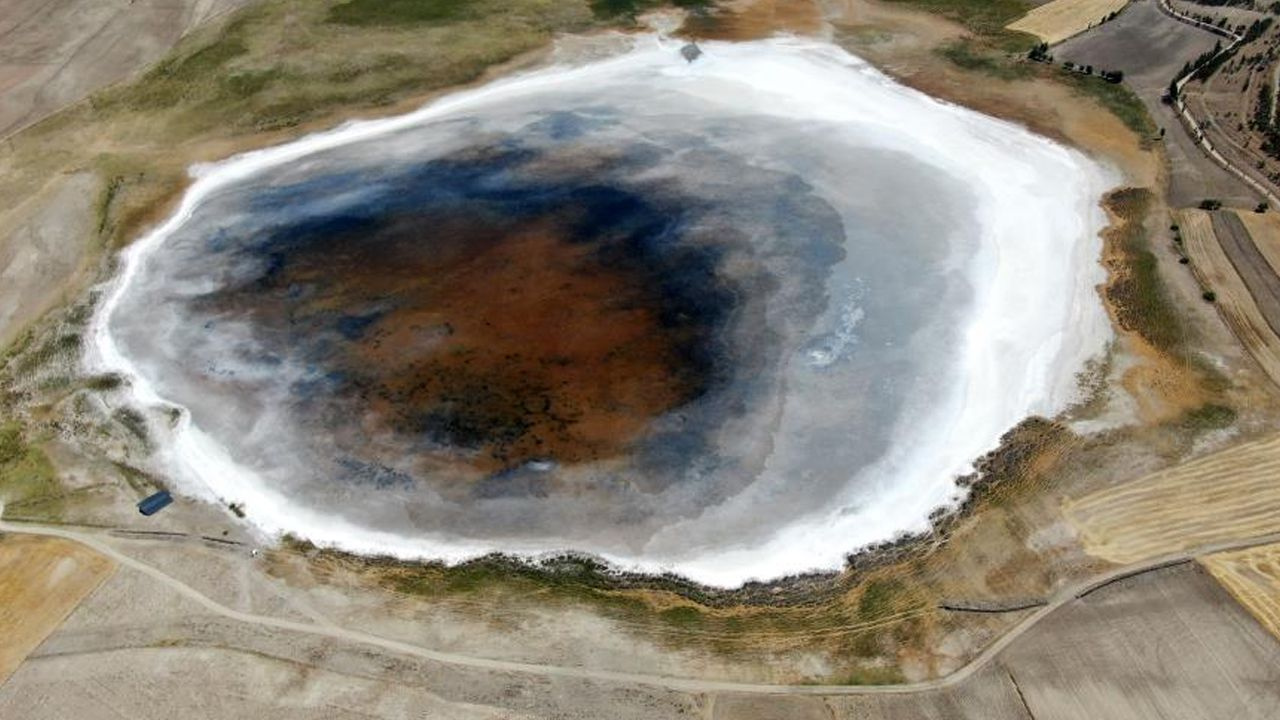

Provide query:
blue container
left=137, top=490, right=173, bottom=516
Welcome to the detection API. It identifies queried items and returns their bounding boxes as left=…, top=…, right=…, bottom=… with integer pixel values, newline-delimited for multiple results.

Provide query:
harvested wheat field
left=1202, top=543, right=1280, bottom=640
left=1181, top=208, right=1280, bottom=386
left=1008, top=0, right=1129, bottom=45
left=0, top=533, right=113, bottom=684
left=1064, top=433, right=1280, bottom=564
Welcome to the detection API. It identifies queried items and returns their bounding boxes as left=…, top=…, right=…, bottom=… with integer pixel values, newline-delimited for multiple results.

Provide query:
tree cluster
left=1059, top=60, right=1124, bottom=83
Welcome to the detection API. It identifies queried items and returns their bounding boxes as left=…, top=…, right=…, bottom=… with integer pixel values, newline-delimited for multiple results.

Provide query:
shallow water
left=95, top=36, right=1114, bottom=586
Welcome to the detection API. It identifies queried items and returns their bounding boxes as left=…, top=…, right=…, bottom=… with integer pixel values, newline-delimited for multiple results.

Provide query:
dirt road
left=4, top=516, right=1278, bottom=697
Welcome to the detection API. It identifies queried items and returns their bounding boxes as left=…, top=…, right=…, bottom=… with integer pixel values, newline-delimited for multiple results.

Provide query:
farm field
left=1209, top=210, right=1280, bottom=337
left=1008, top=0, right=1129, bottom=44
left=0, top=533, right=113, bottom=684
left=1235, top=209, right=1280, bottom=278
left=1202, top=542, right=1280, bottom=640
left=991, top=562, right=1280, bottom=720
left=1179, top=208, right=1280, bottom=385
left=1064, top=430, right=1280, bottom=564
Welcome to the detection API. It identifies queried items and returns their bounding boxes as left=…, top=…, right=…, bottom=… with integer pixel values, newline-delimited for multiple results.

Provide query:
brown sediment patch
left=680, top=0, right=825, bottom=40
left=239, top=214, right=717, bottom=474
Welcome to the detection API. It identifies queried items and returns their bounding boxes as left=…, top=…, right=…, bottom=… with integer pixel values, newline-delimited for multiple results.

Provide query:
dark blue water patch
left=336, top=311, right=385, bottom=340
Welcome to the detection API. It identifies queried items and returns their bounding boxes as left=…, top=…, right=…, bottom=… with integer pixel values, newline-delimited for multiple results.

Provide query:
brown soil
left=256, top=216, right=712, bottom=472
left=681, top=0, right=826, bottom=40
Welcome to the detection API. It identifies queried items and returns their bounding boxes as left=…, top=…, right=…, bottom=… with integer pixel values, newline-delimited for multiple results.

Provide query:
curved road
left=3, top=516, right=1279, bottom=696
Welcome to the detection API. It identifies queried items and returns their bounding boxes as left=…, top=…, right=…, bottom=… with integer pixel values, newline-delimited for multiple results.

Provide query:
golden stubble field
left=0, top=534, right=114, bottom=683
left=1202, top=543, right=1280, bottom=640
left=1064, top=433, right=1280, bottom=564
left=1008, top=0, right=1129, bottom=44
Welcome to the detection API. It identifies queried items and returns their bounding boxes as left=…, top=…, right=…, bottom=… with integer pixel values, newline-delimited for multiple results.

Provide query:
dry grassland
left=0, top=533, right=114, bottom=683
left=1180, top=208, right=1280, bottom=385
left=1008, top=0, right=1129, bottom=44
left=1064, top=433, right=1280, bottom=563
left=1202, top=542, right=1280, bottom=640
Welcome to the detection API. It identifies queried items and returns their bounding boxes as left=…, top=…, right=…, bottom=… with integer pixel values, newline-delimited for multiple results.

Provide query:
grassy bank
left=1063, top=71, right=1157, bottom=138
left=1104, top=188, right=1186, bottom=353
left=886, top=0, right=1036, bottom=51
left=273, top=541, right=935, bottom=676
left=0, top=424, right=61, bottom=520
left=884, top=0, right=1031, bottom=41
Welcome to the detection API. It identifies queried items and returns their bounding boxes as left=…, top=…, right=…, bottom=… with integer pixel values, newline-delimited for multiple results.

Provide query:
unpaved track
left=4, top=518, right=1279, bottom=696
